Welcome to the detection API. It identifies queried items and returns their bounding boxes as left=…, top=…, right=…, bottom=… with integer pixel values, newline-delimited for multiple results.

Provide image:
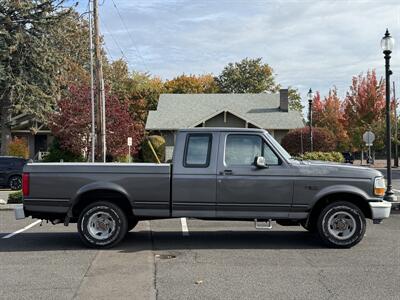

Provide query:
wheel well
left=72, top=189, right=134, bottom=219
left=308, top=193, right=372, bottom=226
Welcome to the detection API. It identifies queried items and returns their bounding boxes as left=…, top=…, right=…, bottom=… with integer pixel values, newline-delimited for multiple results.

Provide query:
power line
left=109, top=0, right=149, bottom=71
left=100, top=18, right=127, bottom=61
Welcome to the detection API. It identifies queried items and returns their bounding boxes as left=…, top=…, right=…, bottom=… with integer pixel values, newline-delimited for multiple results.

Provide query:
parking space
left=1, top=210, right=399, bottom=299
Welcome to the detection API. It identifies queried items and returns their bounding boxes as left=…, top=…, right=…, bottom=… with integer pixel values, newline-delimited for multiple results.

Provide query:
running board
left=254, top=219, right=272, bottom=230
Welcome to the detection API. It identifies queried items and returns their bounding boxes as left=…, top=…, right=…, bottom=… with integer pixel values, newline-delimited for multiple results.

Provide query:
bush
left=8, top=191, right=23, bottom=204
left=281, top=127, right=336, bottom=155
left=43, top=139, right=85, bottom=162
left=141, top=135, right=165, bottom=163
left=300, top=151, right=344, bottom=163
left=7, top=137, right=29, bottom=158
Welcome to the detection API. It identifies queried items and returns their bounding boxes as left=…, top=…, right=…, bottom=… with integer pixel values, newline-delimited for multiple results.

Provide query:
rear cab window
left=184, top=134, right=212, bottom=168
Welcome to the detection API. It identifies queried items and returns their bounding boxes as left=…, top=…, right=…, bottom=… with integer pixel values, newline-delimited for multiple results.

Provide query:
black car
left=0, top=156, right=29, bottom=190
left=342, top=152, right=354, bottom=164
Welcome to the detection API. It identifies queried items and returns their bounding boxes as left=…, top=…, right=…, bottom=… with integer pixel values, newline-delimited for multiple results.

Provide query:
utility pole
left=88, top=0, right=95, bottom=162
left=93, top=0, right=106, bottom=162
left=394, top=81, right=398, bottom=167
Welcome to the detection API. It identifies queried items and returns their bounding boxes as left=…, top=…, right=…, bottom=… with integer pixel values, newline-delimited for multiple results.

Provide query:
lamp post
left=381, top=29, right=397, bottom=202
left=307, top=88, right=314, bottom=152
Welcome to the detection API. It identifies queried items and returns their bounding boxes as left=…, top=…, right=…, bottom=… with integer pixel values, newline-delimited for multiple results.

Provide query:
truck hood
left=295, top=160, right=383, bottom=179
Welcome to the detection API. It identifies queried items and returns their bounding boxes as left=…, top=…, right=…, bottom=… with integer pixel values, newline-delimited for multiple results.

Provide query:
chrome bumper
left=369, top=201, right=392, bottom=220
left=14, top=204, right=26, bottom=220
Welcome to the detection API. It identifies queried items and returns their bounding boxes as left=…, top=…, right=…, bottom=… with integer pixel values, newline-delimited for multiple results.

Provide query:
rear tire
left=77, top=201, right=128, bottom=248
left=9, top=175, right=22, bottom=190
left=317, top=201, right=366, bottom=248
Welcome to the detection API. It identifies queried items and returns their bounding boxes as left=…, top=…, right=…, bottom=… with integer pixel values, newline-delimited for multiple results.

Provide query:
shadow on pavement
left=0, top=230, right=325, bottom=252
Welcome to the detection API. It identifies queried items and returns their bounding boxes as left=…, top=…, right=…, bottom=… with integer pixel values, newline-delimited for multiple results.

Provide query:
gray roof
left=146, top=93, right=304, bottom=130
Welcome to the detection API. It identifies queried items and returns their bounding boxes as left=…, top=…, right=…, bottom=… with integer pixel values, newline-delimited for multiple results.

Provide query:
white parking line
left=180, top=217, right=189, bottom=236
left=2, top=219, right=42, bottom=239
left=392, top=189, right=400, bottom=193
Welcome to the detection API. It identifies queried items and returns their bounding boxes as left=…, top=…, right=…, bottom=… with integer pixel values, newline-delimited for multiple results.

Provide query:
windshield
left=264, top=132, right=292, bottom=161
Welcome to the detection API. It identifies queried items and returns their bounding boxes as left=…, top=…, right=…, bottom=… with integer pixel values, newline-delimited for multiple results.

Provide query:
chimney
left=279, top=88, right=289, bottom=112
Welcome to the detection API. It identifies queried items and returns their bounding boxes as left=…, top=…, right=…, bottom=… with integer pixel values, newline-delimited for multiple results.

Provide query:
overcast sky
left=75, top=0, right=400, bottom=106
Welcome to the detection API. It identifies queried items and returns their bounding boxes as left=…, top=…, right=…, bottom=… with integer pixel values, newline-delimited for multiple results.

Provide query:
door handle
left=220, top=169, right=233, bottom=175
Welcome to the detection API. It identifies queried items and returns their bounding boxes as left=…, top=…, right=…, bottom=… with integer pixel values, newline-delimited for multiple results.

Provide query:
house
left=7, top=113, right=53, bottom=160
left=145, top=89, right=304, bottom=161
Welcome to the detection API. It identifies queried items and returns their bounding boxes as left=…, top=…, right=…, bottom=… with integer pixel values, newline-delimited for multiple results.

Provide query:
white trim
left=189, top=108, right=264, bottom=129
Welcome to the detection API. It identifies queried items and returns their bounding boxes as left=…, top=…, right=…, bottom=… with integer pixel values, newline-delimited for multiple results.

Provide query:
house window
left=184, top=134, right=212, bottom=167
left=225, top=134, right=279, bottom=166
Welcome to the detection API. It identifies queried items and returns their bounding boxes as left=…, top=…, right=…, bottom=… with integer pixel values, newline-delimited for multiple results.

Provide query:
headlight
left=374, top=177, right=386, bottom=196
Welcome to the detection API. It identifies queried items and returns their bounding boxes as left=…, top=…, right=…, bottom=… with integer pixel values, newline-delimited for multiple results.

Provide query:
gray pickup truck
left=15, top=128, right=391, bottom=248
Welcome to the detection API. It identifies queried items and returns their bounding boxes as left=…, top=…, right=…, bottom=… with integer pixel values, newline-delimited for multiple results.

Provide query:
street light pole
left=381, top=29, right=397, bottom=202
left=307, top=88, right=314, bottom=152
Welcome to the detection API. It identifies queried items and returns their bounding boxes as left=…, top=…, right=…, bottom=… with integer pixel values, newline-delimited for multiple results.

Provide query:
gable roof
left=145, top=93, right=304, bottom=130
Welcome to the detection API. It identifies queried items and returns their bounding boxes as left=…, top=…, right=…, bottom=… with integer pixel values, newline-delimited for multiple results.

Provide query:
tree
left=287, top=87, right=304, bottom=112
left=216, top=58, right=278, bottom=93
left=0, top=0, right=71, bottom=154
left=49, top=85, right=144, bottom=159
left=312, top=88, right=349, bottom=151
left=216, top=58, right=303, bottom=111
left=281, top=127, right=336, bottom=155
left=164, top=74, right=219, bottom=94
left=343, top=70, right=385, bottom=151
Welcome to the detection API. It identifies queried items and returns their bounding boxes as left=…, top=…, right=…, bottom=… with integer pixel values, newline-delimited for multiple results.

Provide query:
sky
left=73, top=0, right=400, bottom=106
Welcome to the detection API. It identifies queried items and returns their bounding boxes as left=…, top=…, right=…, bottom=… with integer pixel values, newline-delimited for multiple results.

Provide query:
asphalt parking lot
left=1, top=210, right=399, bottom=300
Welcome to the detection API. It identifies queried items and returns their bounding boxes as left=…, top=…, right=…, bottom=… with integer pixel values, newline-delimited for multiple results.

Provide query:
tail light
left=22, top=173, right=29, bottom=197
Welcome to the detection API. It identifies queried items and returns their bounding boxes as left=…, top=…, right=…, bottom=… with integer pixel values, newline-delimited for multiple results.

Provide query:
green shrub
left=7, top=137, right=29, bottom=158
left=141, top=135, right=166, bottom=163
left=301, top=151, right=344, bottom=163
left=43, top=139, right=85, bottom=162
left=8, top=191, right=23, bottom=204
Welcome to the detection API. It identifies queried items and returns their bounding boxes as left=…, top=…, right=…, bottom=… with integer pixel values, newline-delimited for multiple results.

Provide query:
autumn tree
left=49, top=85, right=144, bottom=159
left=343, top=70, right=385, bottom=151
left=281, top=127, right=336, bottom=155
left=164, top=74, right=219, bottom=94
left=312, top=88, right=349, bottom=151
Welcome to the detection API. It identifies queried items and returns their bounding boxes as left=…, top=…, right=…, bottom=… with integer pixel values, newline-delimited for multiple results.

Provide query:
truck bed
left=23, top=163, right=171, bottom=218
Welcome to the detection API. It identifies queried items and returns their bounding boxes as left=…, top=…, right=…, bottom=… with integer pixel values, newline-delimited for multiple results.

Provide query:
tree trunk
left=1, top=92, right=12, bottom=155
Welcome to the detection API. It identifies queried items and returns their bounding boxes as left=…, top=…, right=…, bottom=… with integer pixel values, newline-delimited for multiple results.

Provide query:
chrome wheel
left=9, top=176, right=22, bottom=190
left=327, top=211, right=356, bottom=240
left=87, top=211, right=116, bottom=240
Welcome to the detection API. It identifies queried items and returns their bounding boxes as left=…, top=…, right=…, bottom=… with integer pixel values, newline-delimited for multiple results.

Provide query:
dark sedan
left=0, top=156, right=29, bottom=190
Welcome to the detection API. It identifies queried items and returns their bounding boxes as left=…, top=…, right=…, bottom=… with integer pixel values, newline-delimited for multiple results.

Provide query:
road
left=1, top=210, right=399, bottom=300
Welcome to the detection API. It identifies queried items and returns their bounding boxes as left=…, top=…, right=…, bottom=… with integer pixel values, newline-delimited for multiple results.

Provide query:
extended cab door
left=171, top=131, right=219, bottom=218
left=216, top=132, right=293, bottom=219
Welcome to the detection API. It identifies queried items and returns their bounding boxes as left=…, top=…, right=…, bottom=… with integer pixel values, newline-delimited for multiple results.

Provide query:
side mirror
left=255, top=156, right=268, bottom=169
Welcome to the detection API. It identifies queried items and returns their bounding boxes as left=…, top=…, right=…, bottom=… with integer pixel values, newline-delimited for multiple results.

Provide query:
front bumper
left=369, top=201, right=392, bottom=219
left=14, top=204, right=26, bottom=220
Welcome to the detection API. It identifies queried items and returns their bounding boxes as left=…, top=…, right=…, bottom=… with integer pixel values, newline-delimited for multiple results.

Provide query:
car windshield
left=264, top=132, right=292, bottom=161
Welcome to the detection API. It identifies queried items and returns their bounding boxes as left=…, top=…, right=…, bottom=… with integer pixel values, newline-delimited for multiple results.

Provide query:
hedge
left=8, top=191, right=23, bottom=204
left=300, top=151, right=344, bottom=163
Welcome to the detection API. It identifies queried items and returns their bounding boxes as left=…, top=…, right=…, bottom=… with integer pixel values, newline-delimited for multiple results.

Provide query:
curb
left=0, top=204, right=19, bottom=211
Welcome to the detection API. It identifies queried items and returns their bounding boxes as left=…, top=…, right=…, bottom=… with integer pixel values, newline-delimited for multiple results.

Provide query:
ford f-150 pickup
left=15, top=128, right=392, bottom=248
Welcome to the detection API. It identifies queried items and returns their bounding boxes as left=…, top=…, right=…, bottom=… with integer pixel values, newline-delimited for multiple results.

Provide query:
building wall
left=203, top=112, right=246, bottom=128
left=273, top=130, right=289, bottom=143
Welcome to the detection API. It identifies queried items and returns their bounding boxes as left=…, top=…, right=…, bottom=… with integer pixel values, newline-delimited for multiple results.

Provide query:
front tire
left=77, top=201, right=128, bottom=248
left=317, top=201, right=366, bottom=248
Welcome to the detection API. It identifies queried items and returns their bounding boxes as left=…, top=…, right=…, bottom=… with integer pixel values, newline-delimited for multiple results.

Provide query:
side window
left=184, top=134, right=212, bottom=167
left=225, top=135, right=262, bottom=166
left=263, top=143, right=279, bottom=165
